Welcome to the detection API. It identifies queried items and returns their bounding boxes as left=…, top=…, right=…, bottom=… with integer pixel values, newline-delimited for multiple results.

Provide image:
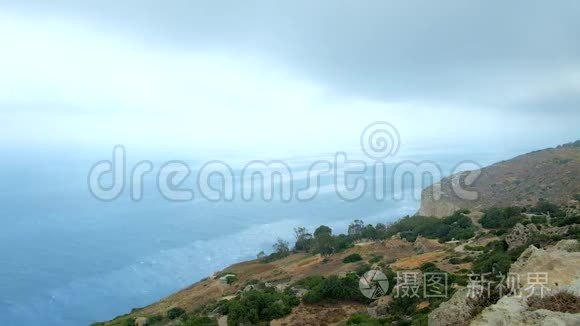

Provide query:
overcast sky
left=0, top=1, right=578, bottom=154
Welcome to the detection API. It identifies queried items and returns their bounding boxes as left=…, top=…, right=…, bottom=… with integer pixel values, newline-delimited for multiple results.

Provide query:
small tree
left=294, top=227, right=313, bottom=251
left=348, top=219, right=365, bottom=238
left=273, top=238, right=290, bottom=257
left=313, top=225, right=334, bottom=256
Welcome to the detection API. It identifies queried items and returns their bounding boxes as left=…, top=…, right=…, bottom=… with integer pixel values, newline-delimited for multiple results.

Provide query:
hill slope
left=419, top=141, right=580, bottom=217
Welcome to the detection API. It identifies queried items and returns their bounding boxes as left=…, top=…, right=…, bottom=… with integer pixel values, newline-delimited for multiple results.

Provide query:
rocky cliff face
left=419, top=141, right=580, bottom=217
left=428, top=239, right=580, bottom=326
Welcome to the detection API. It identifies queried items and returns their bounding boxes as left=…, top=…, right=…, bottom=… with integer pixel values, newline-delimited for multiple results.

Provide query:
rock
left=218, top=315, right=228, bottom=326
left=134, top=317, right=147, bottom=326
left=505, top=223, right=534, bottom=250
left=428, top=288, right=475, bottom=326
left=509, top=240, right=580, bottom=292
left=243, top=284, right=258, bottom=292
left=367, top=295, right=392, bottom=318
left=468, top=240, right=580, bottom=325
left=470, top=295, right=580, bottom=325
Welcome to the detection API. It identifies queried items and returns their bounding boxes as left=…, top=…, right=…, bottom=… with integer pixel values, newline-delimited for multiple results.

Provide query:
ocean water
left=0, top=146, right=514, bottom=325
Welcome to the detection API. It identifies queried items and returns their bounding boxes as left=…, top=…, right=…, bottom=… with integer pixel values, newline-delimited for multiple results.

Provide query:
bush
left=480, top=207, right=523, bottom=229
left=343, top=253, right=363, bottom=263
left=148, top=315, right=163, bottom=325
left=167, top=307, right=186, bottom=320
left=464, top=245, right=486, bottom=251
left=354, top=263, right=371, bottom=276
left=551, top=215, right=580, bottom=227
left=226, top=288, right=299, bottom=325
left=302, top=274, right=367, bottom=304
left=383, top=212, right=475, bottom=242
left=225, top=275, right=238, bottom=284
left=183, top=316, right=217, bottom=326
left=531, top=216, right=548, bottom=224
left=449, top=256, right=473, bottom=264
left=528, top=292, right=580, bottom=313
left=531, top=199, right=565, bottom=217
left=368, top=255, right=382, bottom=264
left=471, top=241, right=516, bottom=275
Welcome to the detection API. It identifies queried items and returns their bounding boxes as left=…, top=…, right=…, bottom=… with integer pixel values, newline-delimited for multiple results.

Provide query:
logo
left=359, top=269, right=389, bottom=299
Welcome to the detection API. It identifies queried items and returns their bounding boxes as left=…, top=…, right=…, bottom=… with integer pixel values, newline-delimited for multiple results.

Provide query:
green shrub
left=354, top=264, right=371, bottom=276
left=302, top=274, right=367, bottom=304
left=368, top=255, right=383, bottom=264
left=343, top=253, right=363, bottom=263
left=552, top=215, right=580, bottom=227
left=226, top=288, right=299, bottom=325
left=480, top=207, right=523, bottom=229
left=167, top=307, right=186, bottom=320
left=293, top=276, right=325, bottom=290
left=464, top=245, right=486, bottom=251
left=383, top=212, right=475, bottom=242
left=449, top=256, right=473, bottom=264
left=225, top=275, right=238, bottom=284
left=147, top=314, right=163, bottom=325
left=531, top=199, right=565, bottom=217
left=531, top=216, right=548, bottom=224
left=183, top=316, right=217, bottom=326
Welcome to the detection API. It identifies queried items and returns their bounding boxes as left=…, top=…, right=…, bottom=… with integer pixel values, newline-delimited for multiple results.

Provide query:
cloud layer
left=0, top=1, right=578, bottom=152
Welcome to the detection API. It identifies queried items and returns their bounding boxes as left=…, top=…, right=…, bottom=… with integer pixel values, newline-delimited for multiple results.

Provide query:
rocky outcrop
left=428, top=288, right=476, bottom=326
left=509, top=240, right=580, bottom=292
left=134, top=317, right=147, bottom=326
left=469, top=239, right=580, bottom=325
left=470, top=295, right=580, bottom=326
left=429, top=240, right=580, bottom=326
left=419, top=143, right=580, bottom=217
left=505, top=223, right=537, bottom=250
left=505, top=223, right=576, bottom=250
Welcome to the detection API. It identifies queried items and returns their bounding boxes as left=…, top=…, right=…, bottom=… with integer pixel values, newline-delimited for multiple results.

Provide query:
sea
left=0, top=145, right=522, bottom=325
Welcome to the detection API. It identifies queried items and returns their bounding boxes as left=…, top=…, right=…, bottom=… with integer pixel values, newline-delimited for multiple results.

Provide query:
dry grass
left=528, top=292, right=580, bottom=313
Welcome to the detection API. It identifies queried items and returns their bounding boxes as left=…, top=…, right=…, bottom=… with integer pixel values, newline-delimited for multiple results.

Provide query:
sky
left=0, top=0, right=579, bottom=154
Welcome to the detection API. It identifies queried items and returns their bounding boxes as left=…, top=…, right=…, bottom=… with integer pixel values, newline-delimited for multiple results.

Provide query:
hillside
left=419, top=141, right=580, bottom=217
left=96, top=142, right=580, bottom=326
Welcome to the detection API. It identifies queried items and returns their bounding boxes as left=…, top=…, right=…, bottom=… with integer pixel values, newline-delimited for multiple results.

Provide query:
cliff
left=419, top=141, right=580, bottom=217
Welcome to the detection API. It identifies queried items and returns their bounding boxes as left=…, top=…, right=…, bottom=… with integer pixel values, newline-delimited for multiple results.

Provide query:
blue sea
left=0, top=145, right=519, bottom=325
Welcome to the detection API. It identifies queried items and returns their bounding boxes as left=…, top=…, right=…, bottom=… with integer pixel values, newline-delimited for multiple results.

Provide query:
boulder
left=505, top=223, right=534, bottom=250
left=428, top=288, right=475, bottom=326
left=134, top=317, right=147, bottom=326
left=470, top=295, right=580, bottom=325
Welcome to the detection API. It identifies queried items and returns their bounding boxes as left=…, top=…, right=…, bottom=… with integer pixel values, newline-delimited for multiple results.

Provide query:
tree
left=375, top=223, right=387, bottom=233
left=348, top=219, right=365, bottom=238
left=273, top=238, right=290, bottom=256
left=257, top=251, right=266, bottom=259
left=294, top=227, right=313, bottom=251
left=314, top=225, right=332, bottom=237
left=313, top=225, right=334, bottom=256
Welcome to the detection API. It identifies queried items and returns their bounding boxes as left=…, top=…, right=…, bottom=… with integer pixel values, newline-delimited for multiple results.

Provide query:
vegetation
left=219, top=288, right=299, bottom=325
left=383, top=211, right=476, bottom=242
left=368, top=255, right=383, bottom=264
left=167, top=307, right=186, bottom=320
left=480, top=207, right=523, bottom=229
left=301, top=274, right=368, bottom=304
left=448, top=256, right=473, bottom=264
left=530, top=199, right=565, bottom=217
left=528, top=292, right=580, bottom=313
left=342, top=253, right=363, bottom=263
left=260, top=238, right=291, bottom=262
